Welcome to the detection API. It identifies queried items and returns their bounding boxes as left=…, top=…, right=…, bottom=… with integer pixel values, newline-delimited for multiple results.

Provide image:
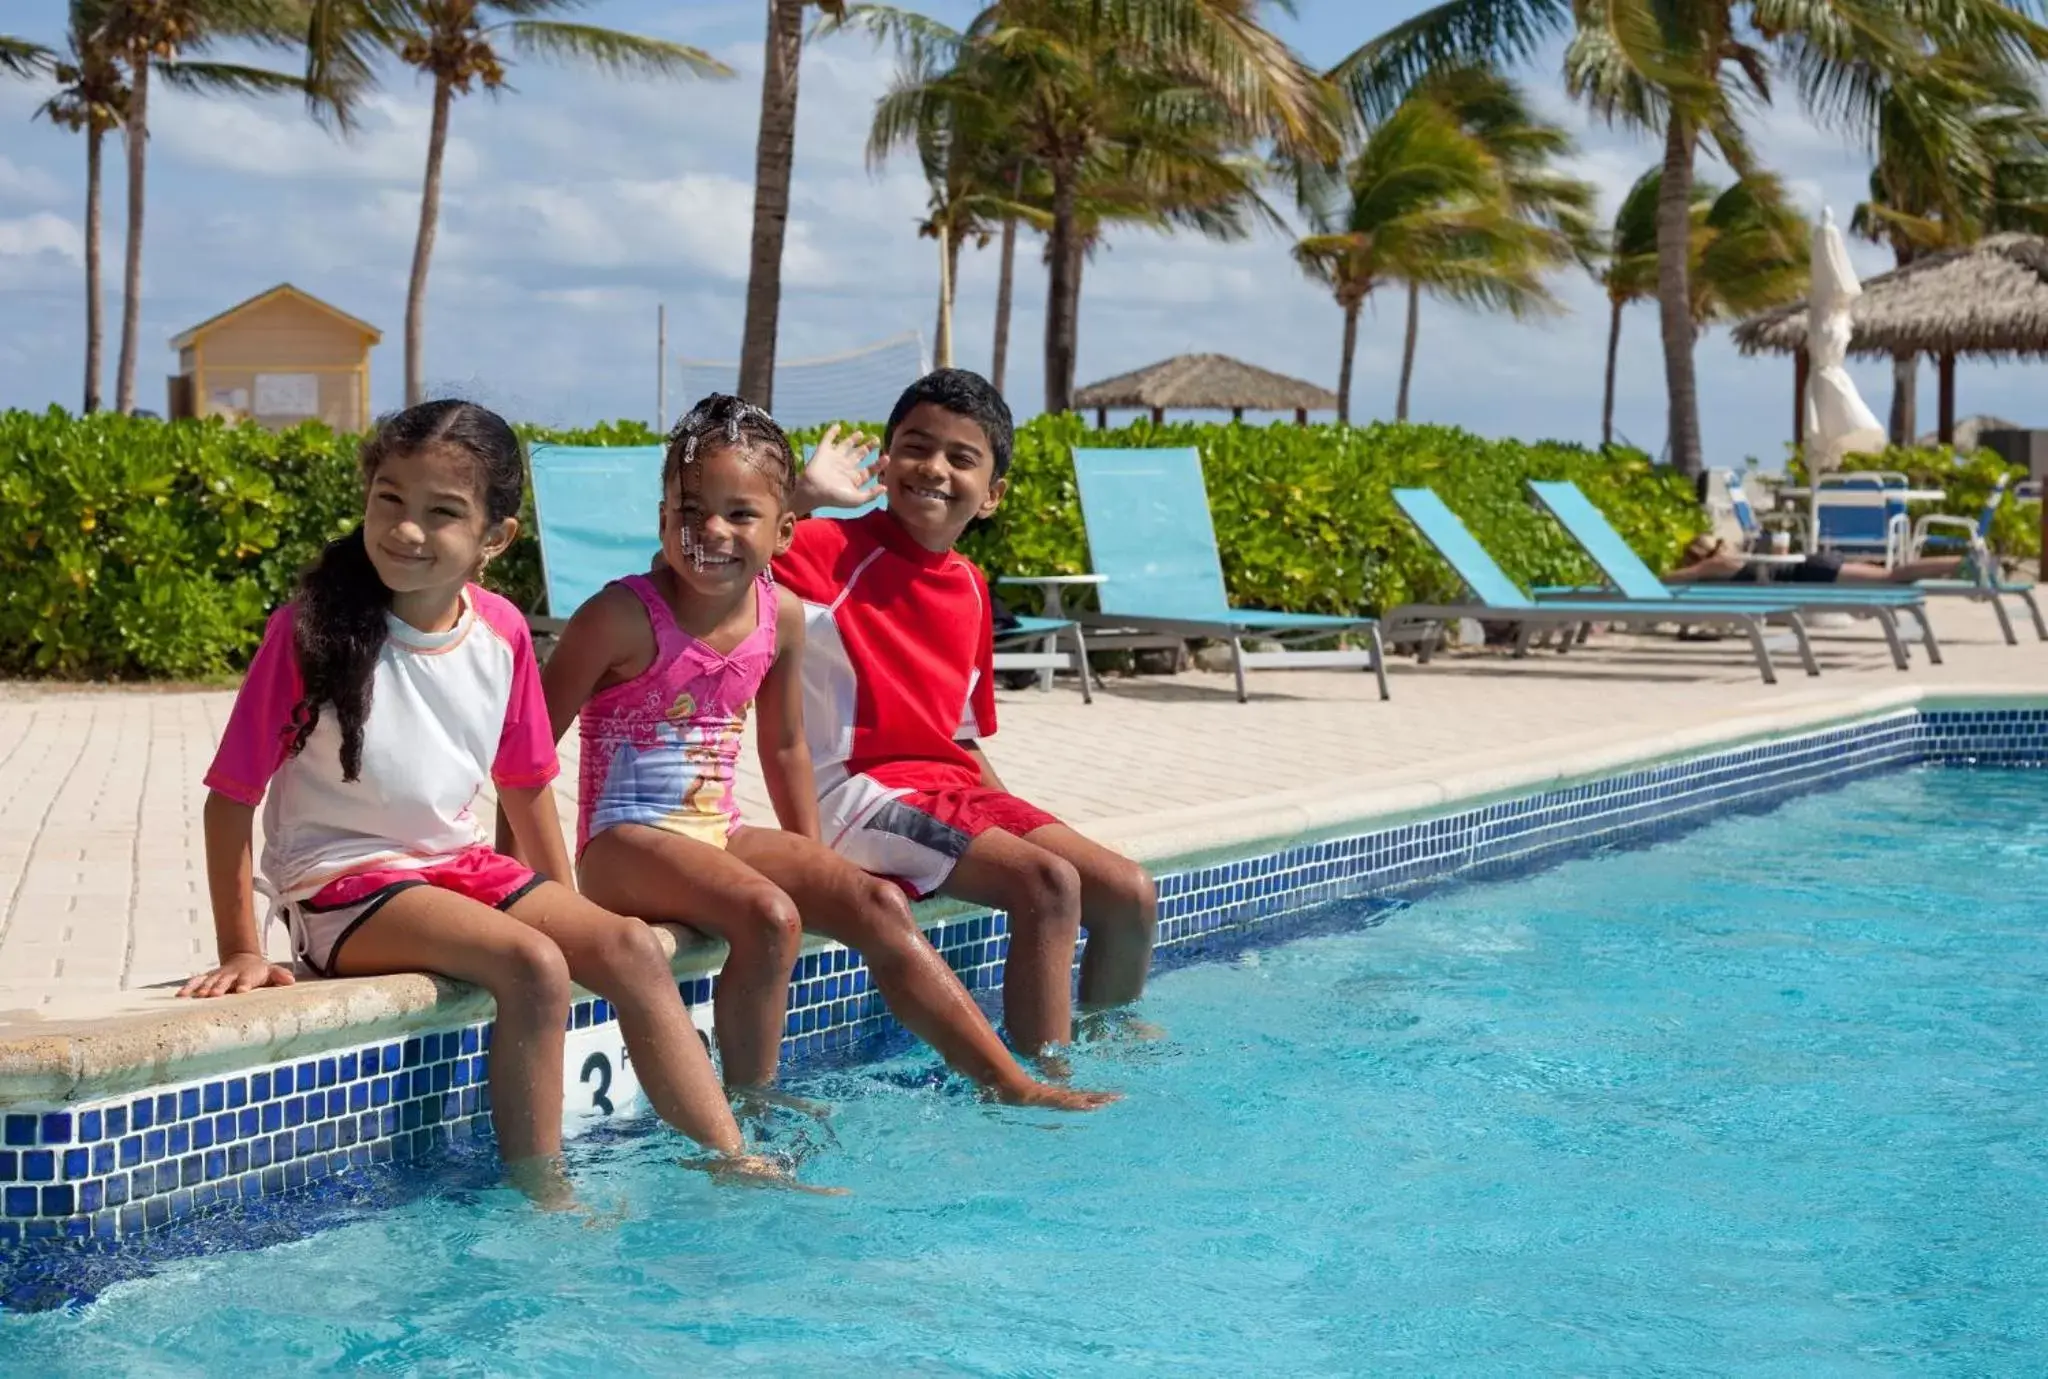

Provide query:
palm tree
left=844, top=0, right=1336, bottom=416
left=1332, top=0, right=2048, bottom=477
left=867, top=43, right=1021, bottom=370
left=1388, top=67, right=1593, bottom=421
left=1851, top=53, right=2048, bottom=441
left=34, top=2, right=130, bottom=414
left=1598, top=166, right=1807, bottom=445
left=736, top=0, right=846, bottom=408
left=1293, top=72, right=1579, bottom=425
left=304, top=2, right=730, bottom=407
left=96, top=0, right=310, bottom=414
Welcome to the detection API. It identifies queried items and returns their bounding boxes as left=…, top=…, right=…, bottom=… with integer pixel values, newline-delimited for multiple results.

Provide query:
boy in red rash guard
left=775, top=370, right=1157, bottom=1055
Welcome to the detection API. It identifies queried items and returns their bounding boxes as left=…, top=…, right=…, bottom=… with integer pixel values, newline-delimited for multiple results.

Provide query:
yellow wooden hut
left=167, top=284, right=380, bottom=431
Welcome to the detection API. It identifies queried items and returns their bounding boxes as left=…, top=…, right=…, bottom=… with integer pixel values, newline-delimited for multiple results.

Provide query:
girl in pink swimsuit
left=533, top=394, right=1112, bottom=1111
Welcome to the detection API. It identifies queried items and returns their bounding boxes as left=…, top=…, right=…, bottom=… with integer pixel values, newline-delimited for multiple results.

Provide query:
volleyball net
left=670, top=330, right=929, bottom=429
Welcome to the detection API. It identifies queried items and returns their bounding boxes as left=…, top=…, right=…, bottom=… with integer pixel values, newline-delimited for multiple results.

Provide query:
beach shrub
left=0, top=407, right=1700, bottom=679
left=958, top=414, right=1700, bottom=616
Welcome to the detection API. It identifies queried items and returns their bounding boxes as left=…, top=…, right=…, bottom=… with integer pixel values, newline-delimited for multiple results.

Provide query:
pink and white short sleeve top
left=204, top=584, right=558, bottom=901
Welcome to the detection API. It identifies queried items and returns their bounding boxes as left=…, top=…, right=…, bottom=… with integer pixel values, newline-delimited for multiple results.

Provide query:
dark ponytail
left=286, top=400, right=526, bottom=780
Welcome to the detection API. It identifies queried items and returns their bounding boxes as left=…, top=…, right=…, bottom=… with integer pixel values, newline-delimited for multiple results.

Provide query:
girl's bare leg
left=333, top=887, right=573, bottom=1203
left=579, top=825, right=801, bottom=1088
left=504, top=881, right=744, bottom=1155
left=729, top=829, right=1116, bottom=1111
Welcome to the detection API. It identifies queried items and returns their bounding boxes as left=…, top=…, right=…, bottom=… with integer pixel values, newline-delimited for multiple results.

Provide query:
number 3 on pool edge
left=580, top=1051, right=614, bottom=1116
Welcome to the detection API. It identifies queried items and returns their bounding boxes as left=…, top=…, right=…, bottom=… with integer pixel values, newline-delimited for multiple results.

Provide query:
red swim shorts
left=827, top=782, right=1062, bottom=899
left=290, top=846, right=542, bottom=977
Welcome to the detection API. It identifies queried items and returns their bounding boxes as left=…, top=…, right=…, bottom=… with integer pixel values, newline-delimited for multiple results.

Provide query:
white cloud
left=0, top=155, right=67, bottom=206
left=0, top=211, right=83, bottom=292
left=0, top=212, right=82, bottom=262
left=481, top=174, right=830, bottom=284
left=150, top=89, right=477, bottom=186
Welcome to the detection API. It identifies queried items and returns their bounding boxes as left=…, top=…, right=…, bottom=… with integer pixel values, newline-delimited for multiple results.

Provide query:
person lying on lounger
left=1664, top=536, right=1969, bottom=586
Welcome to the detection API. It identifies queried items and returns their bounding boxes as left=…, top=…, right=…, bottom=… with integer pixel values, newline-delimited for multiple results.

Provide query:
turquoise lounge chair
left=1386, top=488, right=1818, bottom=684
left=1069, top=446, right=1388, bottom=703
left=1526, top=480, right=1935, bottom=671
left=526, top=443, right=1091, bottom=696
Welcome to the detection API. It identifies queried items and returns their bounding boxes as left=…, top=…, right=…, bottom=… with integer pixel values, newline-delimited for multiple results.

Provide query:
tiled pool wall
left=1, top=704, right=2042, bottom=1258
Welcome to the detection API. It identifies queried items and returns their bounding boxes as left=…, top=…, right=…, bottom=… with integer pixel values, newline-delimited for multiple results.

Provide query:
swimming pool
left=3, top=765, right=2042, bottom=1372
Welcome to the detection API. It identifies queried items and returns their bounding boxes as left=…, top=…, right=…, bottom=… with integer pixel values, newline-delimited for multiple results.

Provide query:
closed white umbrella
left=1803, top=207, right=1887, bottom=549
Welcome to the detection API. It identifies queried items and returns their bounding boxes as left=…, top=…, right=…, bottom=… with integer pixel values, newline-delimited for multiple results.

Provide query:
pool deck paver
left=0, top=602, right=2041, bottom=1047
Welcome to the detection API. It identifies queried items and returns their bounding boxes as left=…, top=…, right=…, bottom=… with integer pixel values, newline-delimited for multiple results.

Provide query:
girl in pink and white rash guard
left=182, top=400, right=810, bottom=1201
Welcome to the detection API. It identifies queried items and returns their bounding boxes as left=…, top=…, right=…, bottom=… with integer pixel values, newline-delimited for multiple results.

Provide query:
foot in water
left=1075, top=1009, right=1167, bottom=1045
left=731, top=1085, right=835, bottom=1123
left=505, top=1153, right=579, bottom=1212
left=992, top=1079, right=1120, bottom=1111
left=678, top=1152, right=850, bottom=1196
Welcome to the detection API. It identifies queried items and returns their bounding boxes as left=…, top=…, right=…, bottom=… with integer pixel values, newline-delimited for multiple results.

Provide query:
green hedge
left=0, top=406, right=1702, bottom=680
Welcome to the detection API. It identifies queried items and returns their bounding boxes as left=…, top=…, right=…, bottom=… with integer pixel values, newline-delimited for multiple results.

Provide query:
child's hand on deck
left=796, top=424, right=881, bottom=513
left=178, top=951, right=296, bottom=998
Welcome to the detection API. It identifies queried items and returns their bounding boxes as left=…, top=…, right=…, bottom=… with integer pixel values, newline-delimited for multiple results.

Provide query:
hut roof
left=1073, top=353, right=1337, bottom=412
left=1731, top=234, right=2048, bottom=361
left=172, top=283, right=383, bottom=350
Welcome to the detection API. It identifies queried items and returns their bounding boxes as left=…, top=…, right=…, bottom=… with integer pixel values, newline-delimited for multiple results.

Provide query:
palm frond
left=155, top=59, right=305, bottom=99
left=1327, top=0, right=1571, bottom=124
left=0, top=36, right=57, bottom=78
left=504, top=22, right=732, bottom=79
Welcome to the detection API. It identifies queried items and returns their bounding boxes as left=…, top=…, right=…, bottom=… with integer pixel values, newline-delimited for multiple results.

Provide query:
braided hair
left=285, top=400, right=526, bottom=781
left=662, top=392, right=797, bottom=500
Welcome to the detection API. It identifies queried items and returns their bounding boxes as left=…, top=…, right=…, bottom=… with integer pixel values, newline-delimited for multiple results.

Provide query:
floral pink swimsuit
left=576, top=573, right=777, bottom=855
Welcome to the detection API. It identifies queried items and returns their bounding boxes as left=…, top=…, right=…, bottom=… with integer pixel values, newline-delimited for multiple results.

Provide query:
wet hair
left=285, top=400, right=526, bottom=781
left=661, top=393, right=797, bottom=501
left=883, top=368, right=1015, bottom=481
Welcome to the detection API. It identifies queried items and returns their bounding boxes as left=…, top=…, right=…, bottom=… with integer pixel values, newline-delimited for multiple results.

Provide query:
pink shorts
left=831, top=785, right=1062, bottom=899
left=288, top=846, right=542, bottom=977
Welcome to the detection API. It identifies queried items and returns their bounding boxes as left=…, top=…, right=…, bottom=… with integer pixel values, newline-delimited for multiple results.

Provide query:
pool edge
left=2, top=683, right=2038, bottom=1105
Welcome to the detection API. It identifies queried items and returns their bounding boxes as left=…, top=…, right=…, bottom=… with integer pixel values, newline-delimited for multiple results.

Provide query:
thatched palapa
left=1731, top=234, right=2048, bottom=360
left=1730, top=233, right=2048, bottom=444
left=1074, top=353, right=1336, bottom=426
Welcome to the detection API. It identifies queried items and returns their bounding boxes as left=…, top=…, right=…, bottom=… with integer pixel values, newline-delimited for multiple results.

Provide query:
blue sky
left=1, top=0, right=2036, bottom=462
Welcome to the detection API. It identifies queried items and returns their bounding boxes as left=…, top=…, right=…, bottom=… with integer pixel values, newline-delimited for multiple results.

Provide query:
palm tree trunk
left=1396, top=280, right=1420, bottom=422
left=1337, top=298, right=1359, bottom=425
left=933, top=221, right=954, bottom=368
left=1043, top=162, right=1081, bottom=414
left=83, top=124, right=104, bottom=414
left=114, top=51, right=147, bottom=414
left=1888, top=350, right=1917, bottom=445
left=1655, top=117, right=1703, bottom=476
left=991, top=213, right=1017, bottom=392
left=1601, top=295, right=1623, bottom=447
left=405, top=75, right=453, bottom=409
left=737, top=0, right=805, bottom=409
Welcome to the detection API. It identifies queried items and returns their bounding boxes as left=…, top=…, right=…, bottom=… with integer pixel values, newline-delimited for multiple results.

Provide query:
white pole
left=656, top=303, right=668, bottom=432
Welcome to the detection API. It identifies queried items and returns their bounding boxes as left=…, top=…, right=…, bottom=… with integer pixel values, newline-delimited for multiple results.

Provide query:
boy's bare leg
left=940, top=829, right=1082, bottom=1055
left=579, top=825, right=804, bottom=1089
left=1022, top=825, right=1158, bottom=1010
left=333, top=887, right=573, bottom=1205
left=503, top=881, right=746, bottom=1155
left=729, top=829, right=1115, bottom=1109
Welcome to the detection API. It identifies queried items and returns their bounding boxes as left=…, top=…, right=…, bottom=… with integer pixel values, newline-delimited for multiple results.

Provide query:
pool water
left=6, top=768, right=2047, bottom=1374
